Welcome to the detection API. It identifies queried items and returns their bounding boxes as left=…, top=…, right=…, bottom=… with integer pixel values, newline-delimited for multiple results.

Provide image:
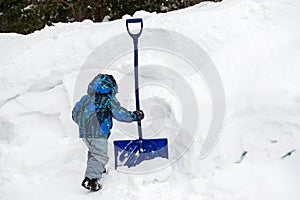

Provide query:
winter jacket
left=72, top=74, right=137, bottom=139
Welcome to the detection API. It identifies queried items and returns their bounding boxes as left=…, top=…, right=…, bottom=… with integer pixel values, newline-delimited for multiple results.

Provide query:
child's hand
left=133, top=110, right=144, bottom=121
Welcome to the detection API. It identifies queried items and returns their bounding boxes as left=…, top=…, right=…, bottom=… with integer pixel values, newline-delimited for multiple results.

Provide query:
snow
left=1, top=0, right=300, bottom=199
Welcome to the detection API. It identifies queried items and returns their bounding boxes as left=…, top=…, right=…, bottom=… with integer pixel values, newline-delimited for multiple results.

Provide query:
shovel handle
left=126, top=18, right=143, bottom=40
left=126, top=18, right=144, bottom=140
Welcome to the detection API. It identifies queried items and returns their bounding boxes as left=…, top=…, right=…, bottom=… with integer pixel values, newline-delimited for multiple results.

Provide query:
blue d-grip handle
left=127, top=18, right=143, bottom=23
left=126, top=18, right=143, bottom=39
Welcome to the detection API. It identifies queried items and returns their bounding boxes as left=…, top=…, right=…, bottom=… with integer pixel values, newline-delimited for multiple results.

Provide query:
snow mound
left=1, top=0, right=300, bottom=199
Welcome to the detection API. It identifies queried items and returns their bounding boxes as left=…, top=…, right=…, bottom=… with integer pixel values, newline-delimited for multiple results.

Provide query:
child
left=72, top=74, right=144, bottom=191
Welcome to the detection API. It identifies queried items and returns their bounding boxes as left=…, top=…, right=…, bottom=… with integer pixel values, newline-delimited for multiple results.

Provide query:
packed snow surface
left=1, top=0, right=300, bottom=199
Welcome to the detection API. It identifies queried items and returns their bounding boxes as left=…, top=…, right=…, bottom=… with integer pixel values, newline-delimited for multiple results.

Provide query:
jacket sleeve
left=111, top=96, right=137, bottom=122
left=72, top=95, right=88, bottom=124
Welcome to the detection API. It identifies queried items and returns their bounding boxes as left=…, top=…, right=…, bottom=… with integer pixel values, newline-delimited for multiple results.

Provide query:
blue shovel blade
left=113, top=138, right=168, bottom=169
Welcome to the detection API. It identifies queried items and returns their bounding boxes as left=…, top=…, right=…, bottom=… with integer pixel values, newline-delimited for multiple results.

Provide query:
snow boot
left=81, top=177, right=102, bottom=192
left=90, top=178, right=102, bottom=191
left=81, top=177, right=91, bottom=190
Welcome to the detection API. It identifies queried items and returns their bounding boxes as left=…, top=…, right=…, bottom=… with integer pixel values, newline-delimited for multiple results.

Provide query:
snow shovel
left=113, top=18, right=168, bottom=169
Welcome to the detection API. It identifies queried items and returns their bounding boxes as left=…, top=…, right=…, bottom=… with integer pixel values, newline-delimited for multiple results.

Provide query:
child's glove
left=133, top=110, right=144, bottom=121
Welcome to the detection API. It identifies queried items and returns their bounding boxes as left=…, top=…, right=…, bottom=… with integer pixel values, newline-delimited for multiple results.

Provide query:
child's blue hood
left=87, top=74, right=118, bottom=95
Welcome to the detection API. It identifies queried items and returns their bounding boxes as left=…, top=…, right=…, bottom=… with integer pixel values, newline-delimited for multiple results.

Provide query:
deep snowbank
left=1, top=0, right=300, bottom=199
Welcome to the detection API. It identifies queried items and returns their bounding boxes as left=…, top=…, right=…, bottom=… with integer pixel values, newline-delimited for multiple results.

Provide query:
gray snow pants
left=82, top=136, right=109, bottom=180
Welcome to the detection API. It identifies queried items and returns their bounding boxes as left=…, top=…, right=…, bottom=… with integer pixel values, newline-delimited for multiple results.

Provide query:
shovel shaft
left=134, top=39, right=143, bottom=139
